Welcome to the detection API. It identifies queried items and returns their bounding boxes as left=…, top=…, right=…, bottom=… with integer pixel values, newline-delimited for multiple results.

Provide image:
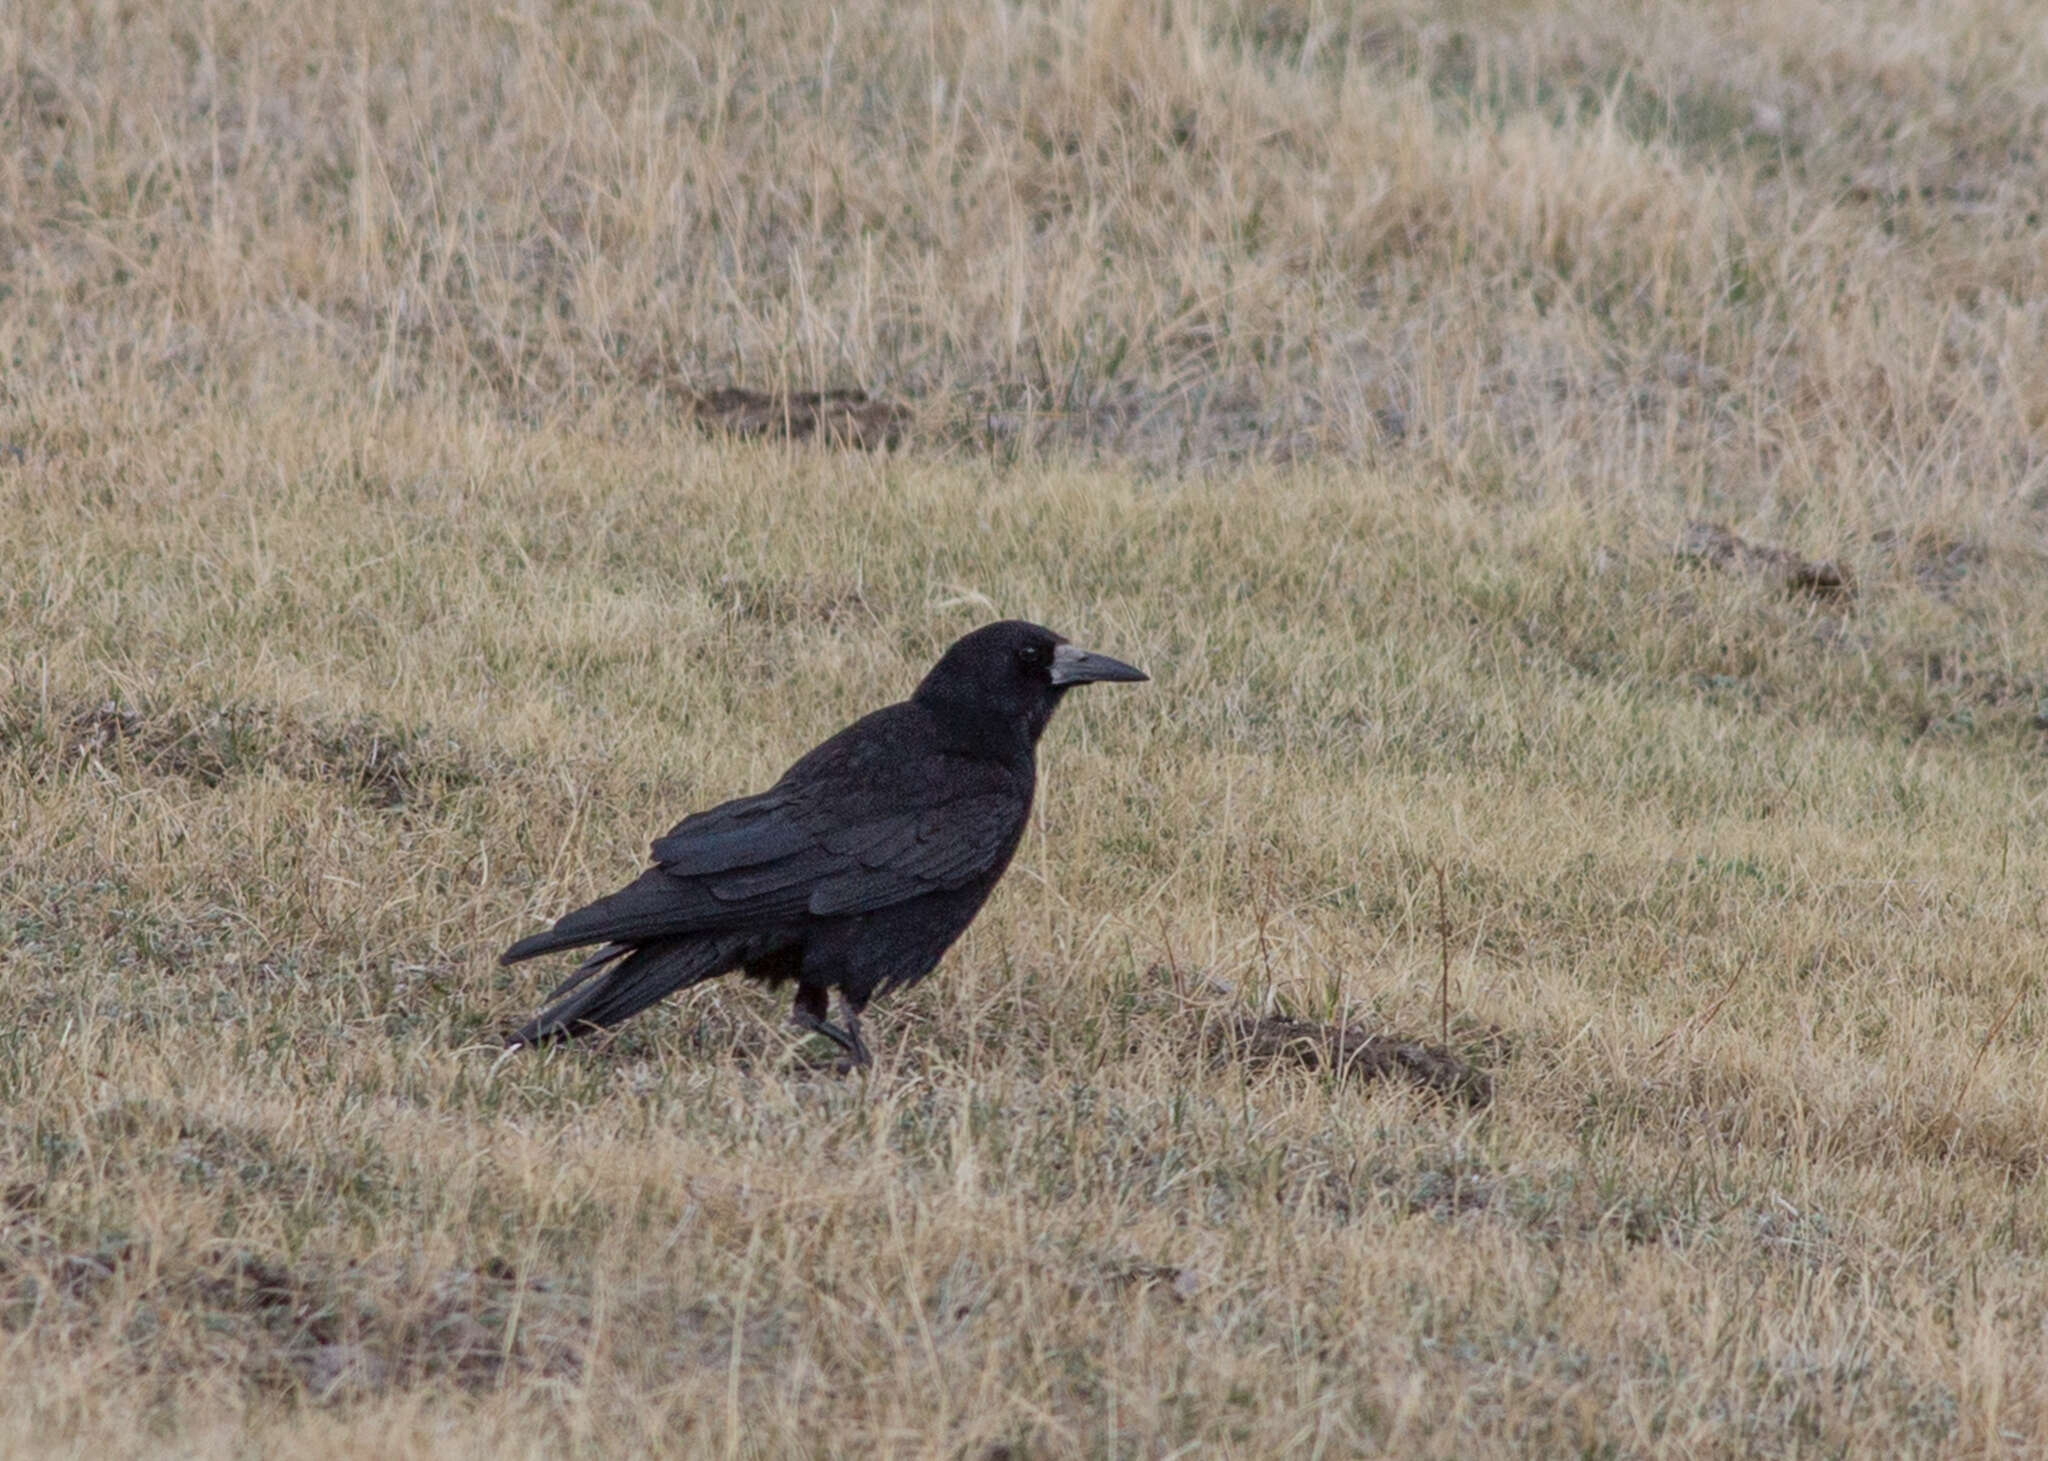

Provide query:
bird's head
left=913, top=620, right=1147, bottom=746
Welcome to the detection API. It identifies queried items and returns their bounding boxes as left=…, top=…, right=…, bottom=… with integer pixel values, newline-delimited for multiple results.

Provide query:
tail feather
left=543, top=942, right=634, bottom=1001
left=500, top=925, right=594, bottom=966
left=507, top=936, right=742, bottom=1046
left=500, top=869, right=713, bottom=967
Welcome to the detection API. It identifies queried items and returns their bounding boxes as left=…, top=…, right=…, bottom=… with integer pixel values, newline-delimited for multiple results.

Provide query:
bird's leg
left=789, top=985, right=864, bottom=1064
left=836, top=996, right=871, bottom=1069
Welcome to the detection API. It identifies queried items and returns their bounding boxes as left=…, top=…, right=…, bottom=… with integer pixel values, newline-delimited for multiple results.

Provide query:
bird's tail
left=500, top=871, right=696, bottom=966
left=507, top=936, right=743, bottom=1046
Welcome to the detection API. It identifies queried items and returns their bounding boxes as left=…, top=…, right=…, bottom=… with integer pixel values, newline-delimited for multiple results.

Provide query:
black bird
left=500, top=620, right=1147, bottom=1062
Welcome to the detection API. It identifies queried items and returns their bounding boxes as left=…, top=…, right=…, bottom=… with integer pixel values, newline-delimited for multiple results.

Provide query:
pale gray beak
left=1049, top=642, right=1149, bottom=687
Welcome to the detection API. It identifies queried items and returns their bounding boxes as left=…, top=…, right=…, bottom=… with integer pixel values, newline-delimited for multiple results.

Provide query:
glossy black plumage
left=500, top=620, right=1146, bottom=1061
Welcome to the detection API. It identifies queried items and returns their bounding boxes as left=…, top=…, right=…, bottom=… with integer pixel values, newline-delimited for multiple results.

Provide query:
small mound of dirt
left=33, top=698, right=488, bottom=809
left=682, top=387, right=908, bottom=449
left=0, top=1237, right=582, bottom=1403
left=1214, top=1012, right=1494, bottom=1107
left=1676, top=521, right=1853, bottom=601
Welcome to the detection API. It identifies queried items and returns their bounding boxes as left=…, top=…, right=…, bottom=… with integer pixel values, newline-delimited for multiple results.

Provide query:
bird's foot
left=791, top=1009, right=871, bottom=1070
left=839, top=1012, right=871, bottom=1072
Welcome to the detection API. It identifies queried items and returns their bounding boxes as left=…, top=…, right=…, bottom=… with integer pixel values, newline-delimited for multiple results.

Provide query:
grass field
left=5, top=0, right=2048, bottom=1454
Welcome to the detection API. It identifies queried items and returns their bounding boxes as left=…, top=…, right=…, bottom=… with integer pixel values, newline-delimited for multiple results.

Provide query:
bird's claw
left=792, top=1009, right=871, bottom=1070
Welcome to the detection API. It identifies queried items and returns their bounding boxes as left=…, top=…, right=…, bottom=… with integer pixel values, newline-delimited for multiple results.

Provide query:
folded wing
left=500, top=759, right=1026, bottom=965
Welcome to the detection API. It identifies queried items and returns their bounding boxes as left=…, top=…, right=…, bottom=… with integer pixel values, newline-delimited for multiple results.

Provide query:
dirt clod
left=1677, top=522, right=1853, bottom=601
left=682, top=386, right=909, bottom=449
left=1214, top=1013, right=1494, bottom=1107
left=30, top=698, right=488, bottom=810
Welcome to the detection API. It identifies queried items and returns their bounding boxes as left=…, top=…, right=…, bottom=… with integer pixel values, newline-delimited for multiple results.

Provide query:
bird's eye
left=1017, top=643, right=1049, bottom=668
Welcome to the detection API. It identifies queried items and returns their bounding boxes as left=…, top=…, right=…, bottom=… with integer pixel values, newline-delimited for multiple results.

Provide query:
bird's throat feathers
left=912, top=677, right=1061, bottom=755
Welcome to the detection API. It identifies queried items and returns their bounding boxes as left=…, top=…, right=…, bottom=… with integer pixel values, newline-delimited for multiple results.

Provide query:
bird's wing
left=627, top=701, right=1028, bottom=925
left=642, top=703, right=928, bottom=876
left=504, top=704, right=1030, bottom=963
left=647, top=791, right=811, bottom=874
left=641, top=782, right=1023, bottom=925
left=804, top=794, right=1023, bottom=916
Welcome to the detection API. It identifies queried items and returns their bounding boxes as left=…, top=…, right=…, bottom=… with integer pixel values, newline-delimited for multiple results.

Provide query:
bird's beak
left=1049, top=642, right=1149, bottom=686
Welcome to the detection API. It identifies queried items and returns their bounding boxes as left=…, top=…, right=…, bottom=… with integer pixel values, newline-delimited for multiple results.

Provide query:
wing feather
left=647, top=792, right=807, bottom=872
left=804, top=794, right=1019, bottom=917
left=593, top=706, right=1028, bottom=934
left=505, top=701, right=1032, bottom=968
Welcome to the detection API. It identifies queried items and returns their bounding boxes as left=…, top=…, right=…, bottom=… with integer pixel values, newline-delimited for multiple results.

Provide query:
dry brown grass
left=5, top=0, right=2048, bottom=1454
